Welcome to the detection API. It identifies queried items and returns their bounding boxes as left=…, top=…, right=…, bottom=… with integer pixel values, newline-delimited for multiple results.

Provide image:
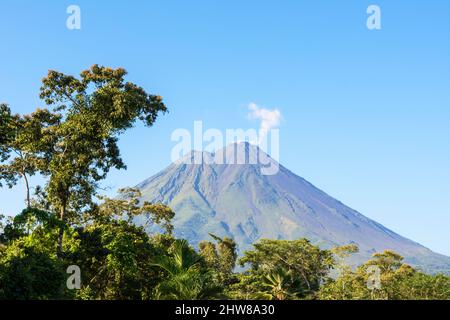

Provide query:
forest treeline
left=0, top=66, right=449, bottom=300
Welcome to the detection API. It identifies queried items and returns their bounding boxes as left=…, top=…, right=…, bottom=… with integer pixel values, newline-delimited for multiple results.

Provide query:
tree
left=0, top=209, right=72, bottom=300
left=89, top=188, right=175, bottom=235
left=0, top=243, right=65, bottom=300
left=0, top=106, right=59, bottom=208
left=319, top=250, right=450, bottom=300
left=152, top=239, right=222, bottom=300
left=0, top=191, right=177, bottom=300
left=199, top=233, right=237, bottom=285
left=0, top=104, right=13, bottom=163
left=234, top=239, right=335, bottom=299
left=198, top=240, right=219, bottom=269
left=0, top=208, right=63, bottom=245
left=69, top=220, right=161, bottom=300
left=260, top=267, right=297, bottom=300
left=27, top=64, right=167, bottom=255
left=63, top=188, right=176, bottom=300
left=399, top=272, right=450, bottom=300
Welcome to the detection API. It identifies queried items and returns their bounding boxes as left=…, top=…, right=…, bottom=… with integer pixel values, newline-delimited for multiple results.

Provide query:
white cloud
left=248, top=102, right=282, bottom=144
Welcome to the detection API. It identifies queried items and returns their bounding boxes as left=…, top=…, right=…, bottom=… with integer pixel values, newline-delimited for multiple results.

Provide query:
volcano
left=134, top=142, right=450, bottom=274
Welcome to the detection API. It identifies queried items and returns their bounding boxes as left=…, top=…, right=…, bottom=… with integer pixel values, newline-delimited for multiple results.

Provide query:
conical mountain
left=135, top=142, right=450, bottom=273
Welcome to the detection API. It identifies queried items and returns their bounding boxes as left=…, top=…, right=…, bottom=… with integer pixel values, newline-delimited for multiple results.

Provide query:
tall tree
left=34, top=65, right=167, bottom=255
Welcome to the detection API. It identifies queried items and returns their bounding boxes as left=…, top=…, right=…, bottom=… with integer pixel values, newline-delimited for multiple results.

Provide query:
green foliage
left=68, top=221, right=161, bottom=300
left=319, top=250, right=450, bottom=300
left=260, top=267, right=298, bottom=300
left=231, top=239, right=335, bottom=299
left=1, top=208, right=449, bottom=301
left=0, top=105, right=59, bottom=207
left=152, top=239, right=223, bottom=300
left=0, top=191, right=176, bottom=300
left=0, top=217, right=70, bottom=300
left=0, top=242, right=65, bottom=300
left=0, top=104, right=13, bottom=162
left=37, top=65, right=167, bottom=217
left=198, top=241, right=218, bottom=269
left=92, top=188, right=175, bottom=235
left=199, top=233, right=238, bottom=285
left=1, top=65, right=167, bottom=256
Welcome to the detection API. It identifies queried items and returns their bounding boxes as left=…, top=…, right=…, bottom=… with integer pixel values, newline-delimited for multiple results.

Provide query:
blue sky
left=0, top=0, right=449, bottom=255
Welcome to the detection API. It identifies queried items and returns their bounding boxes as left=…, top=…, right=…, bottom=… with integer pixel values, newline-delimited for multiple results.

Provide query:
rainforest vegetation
left=0, top=66, right=449, bottom=300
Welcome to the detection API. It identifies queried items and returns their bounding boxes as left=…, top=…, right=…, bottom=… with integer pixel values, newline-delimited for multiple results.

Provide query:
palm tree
left=261, top=267, right=296, bottom=300
left=151, top=239, right=222, bottom=300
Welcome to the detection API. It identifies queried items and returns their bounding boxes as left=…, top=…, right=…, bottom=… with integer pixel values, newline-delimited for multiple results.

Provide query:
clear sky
left=0, top=0, right=449, bottom=255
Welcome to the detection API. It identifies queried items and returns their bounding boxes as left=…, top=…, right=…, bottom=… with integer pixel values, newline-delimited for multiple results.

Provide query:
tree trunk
left=57, top=203, right=66, bottom=258
left=22, top=172, right=30, bottom=208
